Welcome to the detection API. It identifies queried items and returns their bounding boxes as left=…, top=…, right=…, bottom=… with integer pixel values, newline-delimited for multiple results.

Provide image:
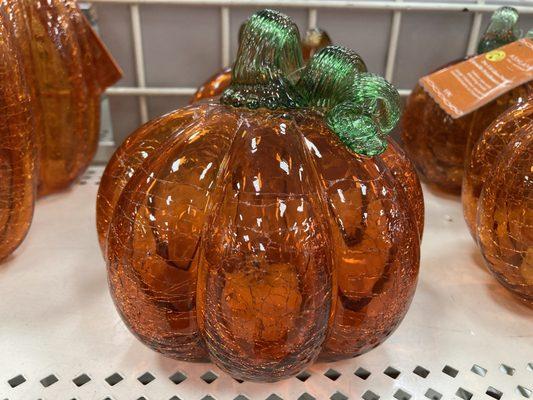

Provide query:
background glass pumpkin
left=0, top=3, right=36, bottom=262
left=463, top=97, right=533, bottom=301
left=190, top=27, right=332, bottom=103
left=98, top=9, right=422, bottom=382
left=400, top=7, right=531, bottom=194
left=26, top=0, right=122, bottom=195
left=0, top=0, right=121, bottom=261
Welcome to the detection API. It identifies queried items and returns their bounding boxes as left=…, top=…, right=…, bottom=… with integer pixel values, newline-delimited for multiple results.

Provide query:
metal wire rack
left=89, top=0, right=533, bottom=125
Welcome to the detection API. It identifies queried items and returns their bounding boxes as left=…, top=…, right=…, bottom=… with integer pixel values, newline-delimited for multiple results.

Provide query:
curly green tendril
left=300, top=46, right=400, bottom=156
left=477, top=6, right=520, bottom=54
left=297, top=46, right=367, bottom=108
left=222, top=9, right=401, bottom=156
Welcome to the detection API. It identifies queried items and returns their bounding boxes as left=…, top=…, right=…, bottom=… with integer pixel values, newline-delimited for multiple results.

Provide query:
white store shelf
left=0, top=166, right=531, bottom=400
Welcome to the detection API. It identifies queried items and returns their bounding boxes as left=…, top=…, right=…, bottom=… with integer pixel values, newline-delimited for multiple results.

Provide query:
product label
left=419, top=38, right=533, bottom=119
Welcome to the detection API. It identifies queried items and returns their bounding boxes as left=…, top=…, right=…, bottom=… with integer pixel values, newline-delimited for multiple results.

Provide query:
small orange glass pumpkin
left=191, top=27, right=332, bottom=103
left=463, top=97, right=533, bottom=301
left=400, top=7, right=531, bottom=193
left=98, top=10, right=422, bottom=381
left=0, top=0, right=121, bottom=261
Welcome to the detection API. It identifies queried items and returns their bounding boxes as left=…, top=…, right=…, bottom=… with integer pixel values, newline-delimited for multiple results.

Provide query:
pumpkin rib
left=292, top=115, right=420, bottom=360
left=291, top=110, right=340, bottom=350
left=64, top=0, right=101, bottom=176
left=97, top=104, right=212, bottom=254
left=297, top=113, right=420, bottom=353
left=291, top=111, right=342, bottom=334
left=382, top=137, right=425, bottom=239
left=197, top=110, right=333, bottom=381
left=107, top=104, right=244, bottom=361
left=22, top=0, right=121, bottom=196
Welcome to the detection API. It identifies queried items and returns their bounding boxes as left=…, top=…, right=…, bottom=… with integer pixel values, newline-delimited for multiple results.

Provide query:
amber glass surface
left=98, top=102, right=420, bottom=380
left=463, top=97, right=533, bottom=237
left=27, top=0, right=121, bottom=195
left=382, top=138, right=424, bottom=238
left=190, top=67, right=232, bottom=103
left=191, top=28, right=332, bottom=103
left=401, top=64, right=530, bottom=194
left=476, top=122, right=533, bottom=302
left=97, top=117, right=424, bottom=254
left=96, top=106, right=206, bottom=255
left=0, top=4, right=36, bottom=261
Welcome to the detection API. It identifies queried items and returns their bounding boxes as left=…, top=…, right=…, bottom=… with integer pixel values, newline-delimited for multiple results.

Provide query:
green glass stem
left=221, top=9, right=303, bottom=109
left=221, top=10, right=401, bottom=156
left=477, top=6, right=520, bottom=54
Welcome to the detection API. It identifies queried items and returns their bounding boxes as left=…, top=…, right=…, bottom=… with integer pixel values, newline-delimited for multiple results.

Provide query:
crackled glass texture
left=191, top=28, right=332, bottom=103
left=0, top=4, right=36, bottom=261
left=98, top=104, right=421, bottom=380
left=463, top=97, right=533, bottom=237
left=26, top=0, right=122, bottom=195
left=400, top=7, right=530, bottom=194
left=463, top=98, right=533, bottom=301
left=99, top=9, right=421, bottom=381
left=0, top=0, right=121, bottom=261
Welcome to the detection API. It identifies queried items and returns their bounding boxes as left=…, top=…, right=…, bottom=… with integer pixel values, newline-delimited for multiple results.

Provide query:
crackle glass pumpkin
left=463, top=97, right=533, bottom=301
left=0, top=3, right=36, bottom=261
left=401, top=7, right=531, bottom=194
left=98, top=10, right=422, bottom=382
left=26, top=0, right=122, bottom=195
left=191, top=27, right=331, bottom=103
left=0, top=0, right=121, bottom=261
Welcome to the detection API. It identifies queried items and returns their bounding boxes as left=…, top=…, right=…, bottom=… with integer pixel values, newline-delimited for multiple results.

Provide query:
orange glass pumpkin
left=400, top=7, right=530, bottom=193
left=0, top=0, right=121, bottom=261
left=98, top=10, right=421, bottom=381
left=463, top=97, right=533, bottom=301
left=26, top=0, right=122, bottom=195
left=0, top=4, right=36, bottom=261
left=191, top=27, right=332, bottom=103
